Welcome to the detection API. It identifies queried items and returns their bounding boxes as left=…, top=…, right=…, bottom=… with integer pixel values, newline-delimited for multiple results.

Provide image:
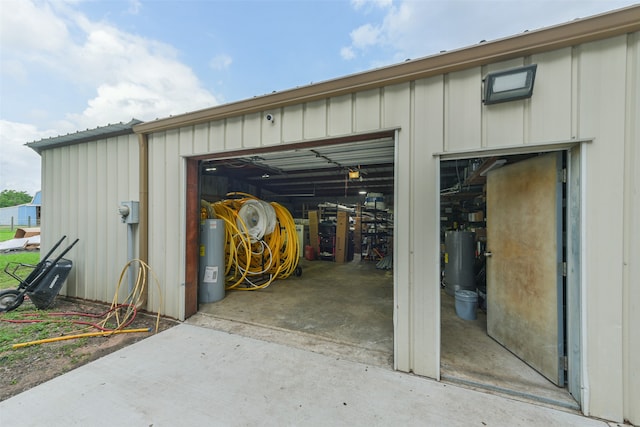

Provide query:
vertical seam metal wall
left=138, top=33, right=637, bottom=423
left=622, top=30, right=640, bottom=425
left=40, top=133, right=139, bottom=304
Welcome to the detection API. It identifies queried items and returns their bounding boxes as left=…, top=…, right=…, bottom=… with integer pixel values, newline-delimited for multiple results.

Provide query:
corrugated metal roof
left=26, top=119, right=142, bottom=154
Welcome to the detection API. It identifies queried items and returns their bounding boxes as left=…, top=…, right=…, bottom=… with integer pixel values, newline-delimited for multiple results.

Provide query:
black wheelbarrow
left=0, top=235, right=79, bottom=312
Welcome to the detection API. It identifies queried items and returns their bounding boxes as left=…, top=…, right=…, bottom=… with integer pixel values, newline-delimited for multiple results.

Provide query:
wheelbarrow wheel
left=0, top=289, right=24, bottom=312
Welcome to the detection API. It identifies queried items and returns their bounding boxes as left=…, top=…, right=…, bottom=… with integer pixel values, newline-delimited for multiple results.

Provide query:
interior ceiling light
left=348, top=169, right=360, bottom=179
left=261, top=173, right=270, bottom=179
left=483, top=64, right=537, bottom=105
left=205, top=167, right=217, bottom=172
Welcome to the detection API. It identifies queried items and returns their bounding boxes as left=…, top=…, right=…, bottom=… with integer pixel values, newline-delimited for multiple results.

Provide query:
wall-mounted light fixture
left=483, top=64, right=537, bottom=105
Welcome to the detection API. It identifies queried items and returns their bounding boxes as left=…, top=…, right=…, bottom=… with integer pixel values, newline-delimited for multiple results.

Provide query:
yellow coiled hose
left=205, top=193, right=300, bottom=290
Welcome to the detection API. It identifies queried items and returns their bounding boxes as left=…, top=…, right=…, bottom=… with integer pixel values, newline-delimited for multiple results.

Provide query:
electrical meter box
left=119, top=201, right=139, bottom=224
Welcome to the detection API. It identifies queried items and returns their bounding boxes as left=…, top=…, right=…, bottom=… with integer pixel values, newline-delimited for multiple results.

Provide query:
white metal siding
left=40, top=134, right=138, bottom=304
left=383, top=84, right=412, bottom=373
left=355, top=89, right=382, bottom=132
left=445, top=67, right=482, bottom=152
left=577, top=35, right=627, bottom=421
left=148, top=129, right=184, bottom=319
left=282, top=105, right=303, bottom=143
left=209, top=121, right=226, bottom=152
left=178, top=127, right=194, bottom=157
left=529, top=48, right=573, bottom=142
left=244, top=112, right=263, bottom=148
left=192, top=123, right=209, bottom=155
left=435, top=35, right=636, bottom=422
left=413, top=76, right=446, bottom=378
left=304, top=99, right=328, bottom=139
left=623, top=31, right=640, bottom=426
left=328, top=95, right=353, bottom=135
left=225, top=116, right=244, bottom=150
left=483, top=58, right=527, bottom=147
left=139, top=33, right=637, bottom=423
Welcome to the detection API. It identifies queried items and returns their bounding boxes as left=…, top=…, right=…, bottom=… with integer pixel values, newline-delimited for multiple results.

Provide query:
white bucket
left=455, top=290, right=478, bottom=320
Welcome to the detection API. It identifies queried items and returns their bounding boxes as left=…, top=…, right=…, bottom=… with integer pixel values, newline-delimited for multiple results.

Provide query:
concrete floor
left=196, top=257, right=578, bottom=412
left=1, top=323, right=604, bottom=427
left=197, top=257, right=394, bottom=368
left=440, top=291, right=578, bottom=411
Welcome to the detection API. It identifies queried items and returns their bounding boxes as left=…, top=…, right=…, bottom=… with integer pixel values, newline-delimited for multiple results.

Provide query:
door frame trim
left=433, top=138, right=592, bottom=160
left=435, top=140, right=590, bottom=409
left=567, top=146, right=584, bottom=407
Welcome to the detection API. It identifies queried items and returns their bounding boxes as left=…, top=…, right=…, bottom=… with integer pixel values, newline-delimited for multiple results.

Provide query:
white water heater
left=199, top=219, right=226, bottom=303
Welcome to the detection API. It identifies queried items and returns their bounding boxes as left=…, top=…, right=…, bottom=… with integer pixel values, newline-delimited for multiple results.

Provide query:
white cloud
left=344, top=1, right=457, bottom=63
left=0, top=0, right=221, bottom=192
left=61, top=23, right=218, bottom=126
left=127, top=0, right=142, bottom=15
left=209, top=54, right=233, bottom=71
left=2, top=0, right=219, bottom=130
left=0, top=121, right=52, bottom=195
left=0, top=0, right=69, bottom=53
left=344, top=0, right=638, bottom=67
left=0, top=59, right=28, bottom=83
left=351, top=0, right=393, bottom=11
left=341, top=46, right=356, bottom=60
left=350, top=23, right=383, bottom=50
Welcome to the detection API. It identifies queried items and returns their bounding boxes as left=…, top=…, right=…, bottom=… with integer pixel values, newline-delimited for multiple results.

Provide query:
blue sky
left=1, top=0, right=637, bottom=195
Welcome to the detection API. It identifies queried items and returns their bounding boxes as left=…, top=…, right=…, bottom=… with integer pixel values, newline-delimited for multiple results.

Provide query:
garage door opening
left=186, top=135, right=396, bottom=368
left=439, top=149, right=582, bottom=410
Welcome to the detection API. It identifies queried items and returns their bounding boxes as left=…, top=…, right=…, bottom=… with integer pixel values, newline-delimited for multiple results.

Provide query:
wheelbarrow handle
left=22, top=238, right=80, bottom=290
left=49, top=238, right=80, bottom=265
left=40, top=235, right=67, bottom=263
left=2, top=236, right=67, bottom=288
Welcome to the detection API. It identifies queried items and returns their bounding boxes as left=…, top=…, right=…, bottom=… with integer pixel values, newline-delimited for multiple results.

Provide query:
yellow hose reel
left=202, top=193, right=301, bottom=290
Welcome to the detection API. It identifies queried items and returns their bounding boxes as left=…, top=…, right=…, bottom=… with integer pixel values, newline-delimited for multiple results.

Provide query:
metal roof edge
left=26, top=119, right=143, bottom=154
left=133, top=5, right=640, bottom=135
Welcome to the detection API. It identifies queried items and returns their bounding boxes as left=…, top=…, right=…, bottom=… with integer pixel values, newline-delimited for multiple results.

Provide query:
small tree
left=0, top=190, right=33, bottom=208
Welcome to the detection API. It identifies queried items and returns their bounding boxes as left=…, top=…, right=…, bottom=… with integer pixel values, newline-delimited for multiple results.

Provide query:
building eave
left=133, top=5, right=640, bottom=135
left=26, top=119, right=143, bottom=154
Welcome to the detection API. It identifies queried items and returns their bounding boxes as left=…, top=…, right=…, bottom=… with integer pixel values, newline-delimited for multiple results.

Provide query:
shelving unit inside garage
left=306, top=196, right=393, bottom=264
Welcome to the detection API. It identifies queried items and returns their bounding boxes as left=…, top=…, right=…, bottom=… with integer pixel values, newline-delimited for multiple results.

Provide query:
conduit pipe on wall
left=137, top=132, right=149, bottom=310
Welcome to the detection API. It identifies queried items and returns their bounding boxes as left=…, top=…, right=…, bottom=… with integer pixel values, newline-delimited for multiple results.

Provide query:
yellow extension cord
left=12, top=260, right=163, bottom=349
left=205, top=193, right=300, bottom=290
left=106, top=259, right=163, bottom=332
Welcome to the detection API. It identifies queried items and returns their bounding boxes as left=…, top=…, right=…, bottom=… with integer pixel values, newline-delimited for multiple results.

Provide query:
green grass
left=0, top=307, right=86, bottom=365
left=0, top=229, right=96, bottom=382
left=1, top=253, right=40, bottom=290
left=0, top=228, right=18, bottom=242
left=0, top=226, right=41, bottom=289
left=0, top=227, right=90, bottom=369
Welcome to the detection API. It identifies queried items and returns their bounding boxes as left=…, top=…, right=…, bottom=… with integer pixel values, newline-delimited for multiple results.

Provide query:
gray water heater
left=199, top=219, right=226, bottom=303
left=444, top=231, right=476, bottom=296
